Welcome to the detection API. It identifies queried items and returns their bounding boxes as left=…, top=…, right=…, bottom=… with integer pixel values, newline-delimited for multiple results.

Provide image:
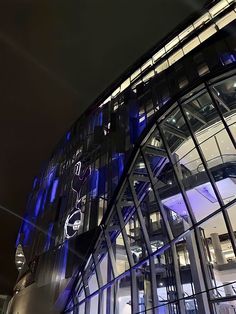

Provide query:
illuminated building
left=9, top=1, right=236, bottom=313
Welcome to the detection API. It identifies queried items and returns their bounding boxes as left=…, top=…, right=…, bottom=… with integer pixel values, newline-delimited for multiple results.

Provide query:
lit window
left=183, top=37, right=200, bottom=54
left=179, top=25, right=194, bottom=41
left=193, top=13, right=210, bottom=29
left=165, top=36, right=179, bottom=53
left=198, top=25, right=217, bottom=43
left=209, top=0, right=229, bottom=18
left=130, top=68, right=141, bottom=81
left=216, top=10, right=236, bottom=29
left=120, top=78, right=130, bottom=92
left=141, top=59, right=153, bottom=72
left=111, top=87, right=120, bottom=98
left=155, top=60, right=169, bottom=74
left=168, top=49, right=184, bottom=66
left=142, top=70, right=155, bottom=82
left=152, top=48, right=166, bottom=63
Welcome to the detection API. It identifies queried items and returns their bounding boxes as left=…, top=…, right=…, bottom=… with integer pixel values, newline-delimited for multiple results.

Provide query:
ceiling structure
left=0, top=0, right=207, bottom=294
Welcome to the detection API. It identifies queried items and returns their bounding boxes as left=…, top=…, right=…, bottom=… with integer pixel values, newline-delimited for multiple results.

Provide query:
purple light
left=50, top=179, right=59, bottom=203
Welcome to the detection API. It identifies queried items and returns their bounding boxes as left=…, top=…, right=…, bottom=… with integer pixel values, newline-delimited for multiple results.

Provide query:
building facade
left=9, top=1, right=236, bottom=313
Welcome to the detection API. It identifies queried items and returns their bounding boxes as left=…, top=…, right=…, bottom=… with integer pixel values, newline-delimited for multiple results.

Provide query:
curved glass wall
left=65, top=72, right=236, bottom=313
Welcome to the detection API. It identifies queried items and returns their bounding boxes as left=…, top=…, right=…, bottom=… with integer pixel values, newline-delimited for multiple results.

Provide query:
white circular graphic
left=64, top=210, right=83, bottom=239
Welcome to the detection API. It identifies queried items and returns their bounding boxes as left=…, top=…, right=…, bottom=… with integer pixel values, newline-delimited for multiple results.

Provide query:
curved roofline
left=75, top=0, right=213, bottom=121
left=52, top=0, right=234, bottom=160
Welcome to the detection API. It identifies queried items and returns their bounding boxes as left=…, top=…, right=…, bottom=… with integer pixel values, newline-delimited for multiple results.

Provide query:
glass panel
left=175, top=143, right=220, bottom=222
left=183, top=37, right=200, bottom=54
left=181, top=89, right=219, bottom=141
left=154, top=247, right=178, bottom=306
left=78, top=302, right=85, bottom=314
left=89, top=294, right=99, bottom=314
left=175, top=234, right=210, bottom=312
left=209, top=0, right=229, bottom=17
left=193, top=12, right=211, bottom=29
left=153, top=48, right=166, bottom=63
left=212, top=298, right=236, bottom=313
left=179, top=25, right=194, bottom=41
left=216, top=10, right=236, bottom=30
left=155, top=60, right=169, bottom=74
left=168, top=49, right=184, bottom=66
left=210, top=75, right=236, bottom=129
left=165, top=36, right=179, bottom=53
left=116, top=272, right=132, bottom=314
left=107, top=212, right=130, bottom=276
left=145, top=128, right=192, bottom=237
left=122, top=209, right=149, bottom=264
left=199, top=212, right=236, bottom=297
left=198, top=25, right=217, bottom=43
left=136, top=260, right=155, bottom=312
left=93, top=234, right=114, bottom=287
left=199, top=130, right=236, bottom=205
left=138, top=188, right=169, bottom=251
left=227, top=202, right=236, bottom=232
left=87, top=265, right=98, bottom=294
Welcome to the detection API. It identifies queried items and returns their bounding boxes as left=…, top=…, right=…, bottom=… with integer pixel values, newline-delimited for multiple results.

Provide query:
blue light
left=15, top=231, right=21, bottom=247
left=98, top=111, right=103, bottom=126
left=32, top=177, right=38, bottom=189
left=50, top=179, right=59, bottom=203
left=21, top=219, right=31, bottom=246
left=90, top=170, right=99, bottom=198
left=35, top=191, right=42, bottom=216
left=66, top=131, right=71, bottom=141
left=220, top=53, right=236, bottom=66
left=41, top=189, right=48, bottom=210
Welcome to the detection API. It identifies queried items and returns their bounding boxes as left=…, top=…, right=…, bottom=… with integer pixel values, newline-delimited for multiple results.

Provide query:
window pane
left=199, top=212, right=236, bottom=296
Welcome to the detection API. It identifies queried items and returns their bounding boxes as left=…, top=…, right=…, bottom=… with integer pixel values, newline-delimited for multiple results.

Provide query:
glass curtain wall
left=65, top=71, right=236, bottom=314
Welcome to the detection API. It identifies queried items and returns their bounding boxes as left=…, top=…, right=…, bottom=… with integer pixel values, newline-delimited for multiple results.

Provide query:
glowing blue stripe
left=50, top=179, right=59, bottom=203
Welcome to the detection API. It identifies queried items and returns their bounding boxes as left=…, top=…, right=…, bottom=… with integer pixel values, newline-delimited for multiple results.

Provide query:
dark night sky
left=0, top=0, right=206, bottom=294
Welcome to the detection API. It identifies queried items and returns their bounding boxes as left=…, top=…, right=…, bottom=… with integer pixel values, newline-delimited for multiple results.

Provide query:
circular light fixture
left=64, top=210, right=83, bottom=239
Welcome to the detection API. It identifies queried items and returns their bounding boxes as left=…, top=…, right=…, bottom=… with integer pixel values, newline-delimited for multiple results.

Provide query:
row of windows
left=100, top=0, right=236, bottom=106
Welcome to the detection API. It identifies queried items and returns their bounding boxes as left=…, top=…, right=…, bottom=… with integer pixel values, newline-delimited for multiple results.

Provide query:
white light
left=172, top=118, right=176, bottom=123
left=234, top=82, right=236, bottom=88
left=159, top=282, right=164, bottom=286
left=16, top=261, right=22, bottom=264
left=72, top=220, right=81, bottom=231
left=139, top=116, right=145, bottom=123
left=138, top=162, right=145, bottom=169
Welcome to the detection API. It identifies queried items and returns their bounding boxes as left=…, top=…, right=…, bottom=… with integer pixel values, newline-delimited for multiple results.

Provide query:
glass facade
left=64, top=73, right=236, bottom=313
left=12, top=1, right=236, bottom=314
